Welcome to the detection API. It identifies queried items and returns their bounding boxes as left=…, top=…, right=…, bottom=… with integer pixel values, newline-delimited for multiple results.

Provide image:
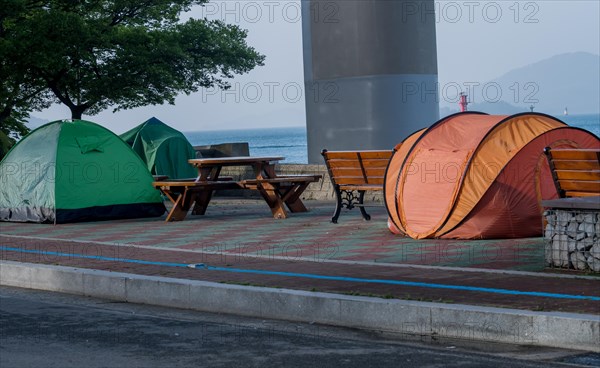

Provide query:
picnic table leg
left=251, top=162, right=288, bottom=219
left=165, top=189, right=193, bottom=222
left=191, top=166, right=221, bottom=215
left=256, top=183, right=288, bottom=219
left=191, top=189, right=214, bottom=216
left=281, top=182, right=309, bottom=213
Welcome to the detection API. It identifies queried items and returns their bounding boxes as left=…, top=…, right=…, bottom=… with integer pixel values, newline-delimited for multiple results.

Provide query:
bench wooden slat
left=323, top=152, right=359, bottom=160
left=334, top=177, right=385, bottom=185
left=553, top=160, right=600, bottom=170
left=555, top=170, right=600, bottom=181
left=545, top=147, right=600, bottom=199
left=356, top=151, right=393, bottom=160
left=559, top=180, right=600, bottom=192
left=330, top=167, right=386, bottom=178
left=564, top=191, right=600, bottom=198
left=327, top=158, right=390, bottom=168
left=324, top=151, right=392, bottom=160
left=547, top=149, right=600, bottom=160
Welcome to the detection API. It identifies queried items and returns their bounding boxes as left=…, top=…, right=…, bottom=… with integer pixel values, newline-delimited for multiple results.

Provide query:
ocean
left=184, top=114, right=600, bottom=164
left=186, top=127, right=308, bottom=163
left=561, top=114, right=600, bottom=137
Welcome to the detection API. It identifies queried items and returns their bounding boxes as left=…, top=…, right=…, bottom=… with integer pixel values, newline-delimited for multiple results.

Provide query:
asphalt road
left=0, top=286, right=597, bottom=368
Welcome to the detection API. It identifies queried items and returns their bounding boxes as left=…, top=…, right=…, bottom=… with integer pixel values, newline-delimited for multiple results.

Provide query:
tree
left=14, top=0, right=265, bottom=119
left=0, top=0, right=53, bottom=151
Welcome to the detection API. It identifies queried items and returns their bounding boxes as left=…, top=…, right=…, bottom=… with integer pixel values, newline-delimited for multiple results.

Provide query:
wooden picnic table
left=189, top=156, right=285, bottom=182
left=153, top=156, right=321, bottom=221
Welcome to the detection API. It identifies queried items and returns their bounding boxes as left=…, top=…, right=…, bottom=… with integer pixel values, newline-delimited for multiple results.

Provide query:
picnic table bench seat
left=239, top=175, right=322, bottom=217
left=153, top=176, right=233, bottom=183
left=239, top=174, right=322, bottom=187
left=321, top=149, right=393, bottom=223
left=152, top=179, right=241, bottom=221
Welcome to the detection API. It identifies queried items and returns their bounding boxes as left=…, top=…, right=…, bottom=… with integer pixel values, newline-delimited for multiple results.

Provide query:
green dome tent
left=0, top=120, right=165, bottom=223
left=120, top=117, right=197, bottom=179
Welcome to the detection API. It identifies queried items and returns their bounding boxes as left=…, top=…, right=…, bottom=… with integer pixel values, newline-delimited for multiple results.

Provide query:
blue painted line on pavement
left=0, top=246, right=190, bottom=268
left=2, top=245, right=599, bottom=301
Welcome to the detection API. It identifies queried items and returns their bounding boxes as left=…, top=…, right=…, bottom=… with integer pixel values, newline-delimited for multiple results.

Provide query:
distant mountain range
left=441, top=52, right=600, bottom=116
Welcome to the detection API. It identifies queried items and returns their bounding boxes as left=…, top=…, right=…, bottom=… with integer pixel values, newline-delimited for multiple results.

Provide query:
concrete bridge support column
left=302, top=0, right=439, bottom=163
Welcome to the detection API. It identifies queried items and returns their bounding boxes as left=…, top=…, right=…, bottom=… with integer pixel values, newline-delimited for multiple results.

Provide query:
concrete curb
left=1, top=260, right=598, bottom=352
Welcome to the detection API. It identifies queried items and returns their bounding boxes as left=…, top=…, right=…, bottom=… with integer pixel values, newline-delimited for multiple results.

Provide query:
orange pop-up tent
left=385, top=112, right=600, bottom=239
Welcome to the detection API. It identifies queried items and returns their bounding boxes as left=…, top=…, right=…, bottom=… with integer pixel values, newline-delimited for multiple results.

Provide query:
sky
left=35, top=0, right=600, bottom=134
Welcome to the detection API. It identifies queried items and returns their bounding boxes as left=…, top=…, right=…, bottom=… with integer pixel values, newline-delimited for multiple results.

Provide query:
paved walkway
left=0, top=200, right=598, bottom=315
left=1, top=200, right=545, bottom=271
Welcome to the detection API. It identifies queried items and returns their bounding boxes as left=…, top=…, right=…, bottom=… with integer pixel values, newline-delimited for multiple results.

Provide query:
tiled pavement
left=1, top=199, right=598, bottom=315
left=1, top=199, right=546, bottom=271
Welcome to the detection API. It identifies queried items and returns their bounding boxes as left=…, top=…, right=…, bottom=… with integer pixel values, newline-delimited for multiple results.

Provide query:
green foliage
left=0, top=130, right=15, bottom=160
left=4, top=0, right=265, bottom=120
left=0, top=0, right=53, bottom=139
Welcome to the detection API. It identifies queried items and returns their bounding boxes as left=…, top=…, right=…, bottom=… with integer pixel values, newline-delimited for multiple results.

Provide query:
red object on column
left=459, top=93, right=468, bottom=112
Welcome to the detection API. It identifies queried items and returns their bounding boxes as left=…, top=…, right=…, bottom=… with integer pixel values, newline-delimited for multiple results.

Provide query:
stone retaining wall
left=544, top=209, right=600, bottom=272
left=218, top=164, right=384, bottom=202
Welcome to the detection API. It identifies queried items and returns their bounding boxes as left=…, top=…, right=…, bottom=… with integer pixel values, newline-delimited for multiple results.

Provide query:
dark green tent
left=120, top=117, right=197, bottom=179
left=0, top=120, right=165, bottom=223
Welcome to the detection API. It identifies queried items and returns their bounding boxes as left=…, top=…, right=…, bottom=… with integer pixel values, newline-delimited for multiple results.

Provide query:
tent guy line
left=2, top=245, right=599, bottom=301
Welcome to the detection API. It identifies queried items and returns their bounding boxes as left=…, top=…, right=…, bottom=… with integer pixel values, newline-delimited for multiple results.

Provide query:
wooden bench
left=152, top=179, right=240, bottom=221
left=321, top=149, right=393, bottom=223
left=544, top=148, right=600, bottom=198
left=542, top=148, right=600, bottom=271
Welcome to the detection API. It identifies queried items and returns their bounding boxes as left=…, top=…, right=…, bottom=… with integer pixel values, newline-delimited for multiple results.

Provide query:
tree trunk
left=70, top=105, right=87, bottom=120
left=48, top=80, right=89, bottom=120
